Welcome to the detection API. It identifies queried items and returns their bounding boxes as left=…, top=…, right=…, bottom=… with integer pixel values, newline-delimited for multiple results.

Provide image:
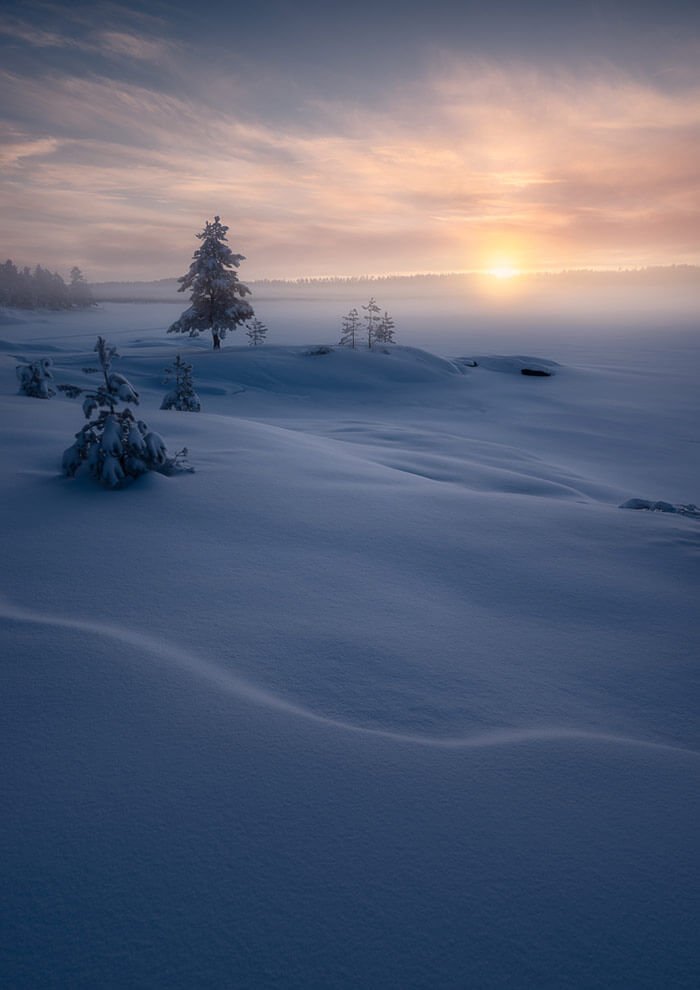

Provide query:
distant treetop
left=0, top=259, right=94, bottom=310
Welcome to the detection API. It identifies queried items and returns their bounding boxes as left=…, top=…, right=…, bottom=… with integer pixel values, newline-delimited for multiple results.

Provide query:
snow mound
left=137, top=344, right=464, bottom=396
left=463, top=355, right=560, bottom=375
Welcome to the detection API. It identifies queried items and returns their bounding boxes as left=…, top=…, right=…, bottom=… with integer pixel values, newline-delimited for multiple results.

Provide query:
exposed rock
left=620, top=498, right=700, bottom=519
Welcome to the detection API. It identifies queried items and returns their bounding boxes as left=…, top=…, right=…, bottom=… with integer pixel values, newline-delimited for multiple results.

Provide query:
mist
left=89, top=267, right=700, bottom=360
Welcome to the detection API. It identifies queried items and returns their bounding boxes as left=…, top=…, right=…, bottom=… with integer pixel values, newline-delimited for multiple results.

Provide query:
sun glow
left=487, top=265, right=520, bottom=279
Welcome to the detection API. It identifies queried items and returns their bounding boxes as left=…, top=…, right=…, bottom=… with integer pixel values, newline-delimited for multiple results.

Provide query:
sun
left=487, top=265, right=520, bottom=279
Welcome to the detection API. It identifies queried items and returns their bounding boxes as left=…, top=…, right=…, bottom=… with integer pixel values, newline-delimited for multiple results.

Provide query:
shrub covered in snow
left=161, top=354, right=201, bottom=411
left=60, top=336, right=191, bottom=488
left=16, top=357, right=56, bottom=398
left=168, top=216, right=254, bottom=349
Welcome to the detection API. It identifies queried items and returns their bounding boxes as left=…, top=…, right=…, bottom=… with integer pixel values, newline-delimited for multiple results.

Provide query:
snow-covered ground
left=2, top=302, right=699, bottom=988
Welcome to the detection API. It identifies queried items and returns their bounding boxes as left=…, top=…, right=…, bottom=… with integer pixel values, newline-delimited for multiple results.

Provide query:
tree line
left=0, top=260, right=94, bottom=309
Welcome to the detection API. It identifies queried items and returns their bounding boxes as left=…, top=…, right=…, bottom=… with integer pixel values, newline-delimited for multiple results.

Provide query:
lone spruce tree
left=168, top=216, right=254, bottom=349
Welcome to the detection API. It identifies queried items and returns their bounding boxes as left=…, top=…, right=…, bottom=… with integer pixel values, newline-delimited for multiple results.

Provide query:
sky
left=1, top=0, right=699, bottom=281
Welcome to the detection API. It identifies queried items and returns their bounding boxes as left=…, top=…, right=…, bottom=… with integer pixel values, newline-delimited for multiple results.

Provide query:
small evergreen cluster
left=339, top=298, right=396, bottom=348
left=161, top=355, right=201, bottom=411
left=0, top=261, right=93, bottom=310
left=16, top=358, right=56, bottom=399
left=60, top=337, right=190, bottom=488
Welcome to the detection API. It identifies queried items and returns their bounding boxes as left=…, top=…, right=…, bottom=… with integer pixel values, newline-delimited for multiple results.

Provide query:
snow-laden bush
left=59, top=337, right=191, bottom=488
left=16, top=357, right=56, bottom=398
left=161, top=354, right=201, bottom=411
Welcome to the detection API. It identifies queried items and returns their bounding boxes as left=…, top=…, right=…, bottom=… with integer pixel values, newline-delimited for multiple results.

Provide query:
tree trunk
left=212, top=332, right=221, bottom=350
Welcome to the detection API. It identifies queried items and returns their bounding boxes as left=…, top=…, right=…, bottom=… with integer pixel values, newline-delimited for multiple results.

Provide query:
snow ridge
left=2, top=594, right=697, bottom=759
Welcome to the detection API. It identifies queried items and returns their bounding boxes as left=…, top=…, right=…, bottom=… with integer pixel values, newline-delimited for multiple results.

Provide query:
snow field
left=1, top=303, right=699, bottom=988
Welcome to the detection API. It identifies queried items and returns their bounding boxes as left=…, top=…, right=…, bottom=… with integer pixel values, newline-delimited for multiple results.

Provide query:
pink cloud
left=1, top=55, right=699, bottom=278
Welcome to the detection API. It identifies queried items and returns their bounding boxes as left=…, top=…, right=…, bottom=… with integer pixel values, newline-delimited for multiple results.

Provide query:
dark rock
left=521, top=368, right=551, bottom=377
left=620, top=498, right=652, bottom=510
left=651, top=501, right=677, bottom=513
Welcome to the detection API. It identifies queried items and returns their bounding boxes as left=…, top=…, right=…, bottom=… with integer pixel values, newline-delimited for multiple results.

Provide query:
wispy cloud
left=1, top=36, right=699, bottom=277
left=96, top=30, right=178, bottom=62
left=0, top=8, right=179, bottom=61
left=0, top=17, right=90, bottom=50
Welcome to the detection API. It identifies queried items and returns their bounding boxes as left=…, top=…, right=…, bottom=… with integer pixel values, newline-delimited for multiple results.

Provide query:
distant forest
left=0, top=259, right=94, bottom=309
left=88, top=265, right=700, bottom=303
left=4, top=261, right=698, bottom=307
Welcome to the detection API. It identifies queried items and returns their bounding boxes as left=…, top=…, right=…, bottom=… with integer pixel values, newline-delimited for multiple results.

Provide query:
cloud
left=1, top=38, right=699, bottom=278
left=96, top=30, right=178, bottom=62
left=0, top=17, right=90, bottom=50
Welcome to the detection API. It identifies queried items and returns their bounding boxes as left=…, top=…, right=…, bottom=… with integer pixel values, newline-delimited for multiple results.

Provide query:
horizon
left=86, top=262, right=700, bottom=286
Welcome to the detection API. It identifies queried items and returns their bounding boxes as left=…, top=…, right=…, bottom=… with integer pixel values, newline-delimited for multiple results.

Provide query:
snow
left=1, top=301, right=699, bottom=988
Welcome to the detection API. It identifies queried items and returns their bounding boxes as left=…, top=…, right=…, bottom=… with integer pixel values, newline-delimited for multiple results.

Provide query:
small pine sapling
left=374, top=311, right=396, bottom=344
left=161, top=354, right=201, bottom=411
left=59, top=336, right=191, bottom=487
left=362, top=297, right=381, bottom=349
left=16, top=357, right=56, bottom=398
left=246, top=318, right=268, bottom=346
left=339, top=308, right=360, bottom=348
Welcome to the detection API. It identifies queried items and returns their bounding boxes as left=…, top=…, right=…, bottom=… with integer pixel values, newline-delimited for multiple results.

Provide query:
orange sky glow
left=1, top=3, right=699, bottom=280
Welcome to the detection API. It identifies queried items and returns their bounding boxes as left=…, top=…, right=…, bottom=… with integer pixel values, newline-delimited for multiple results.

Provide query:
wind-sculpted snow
left=2, top=304, right=700, bottom=988
left=3, top=594, right=698, bottom=759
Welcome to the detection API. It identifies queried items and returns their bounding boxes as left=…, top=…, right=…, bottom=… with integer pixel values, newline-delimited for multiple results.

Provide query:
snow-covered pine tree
left=168, top=216, right=254, bottom=350
left=339, top=308, right=360, bottom=348
left=374, top=311, right=396, bottom=344
left=362, top=297, right=381, bottom=349
left=60, top=336, right=191, bottom=488
left=16, top=357, right=56, bottom=398
left=246, top=318, right=268, bottom=346
left=161, top=354, right=201, bottom=411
